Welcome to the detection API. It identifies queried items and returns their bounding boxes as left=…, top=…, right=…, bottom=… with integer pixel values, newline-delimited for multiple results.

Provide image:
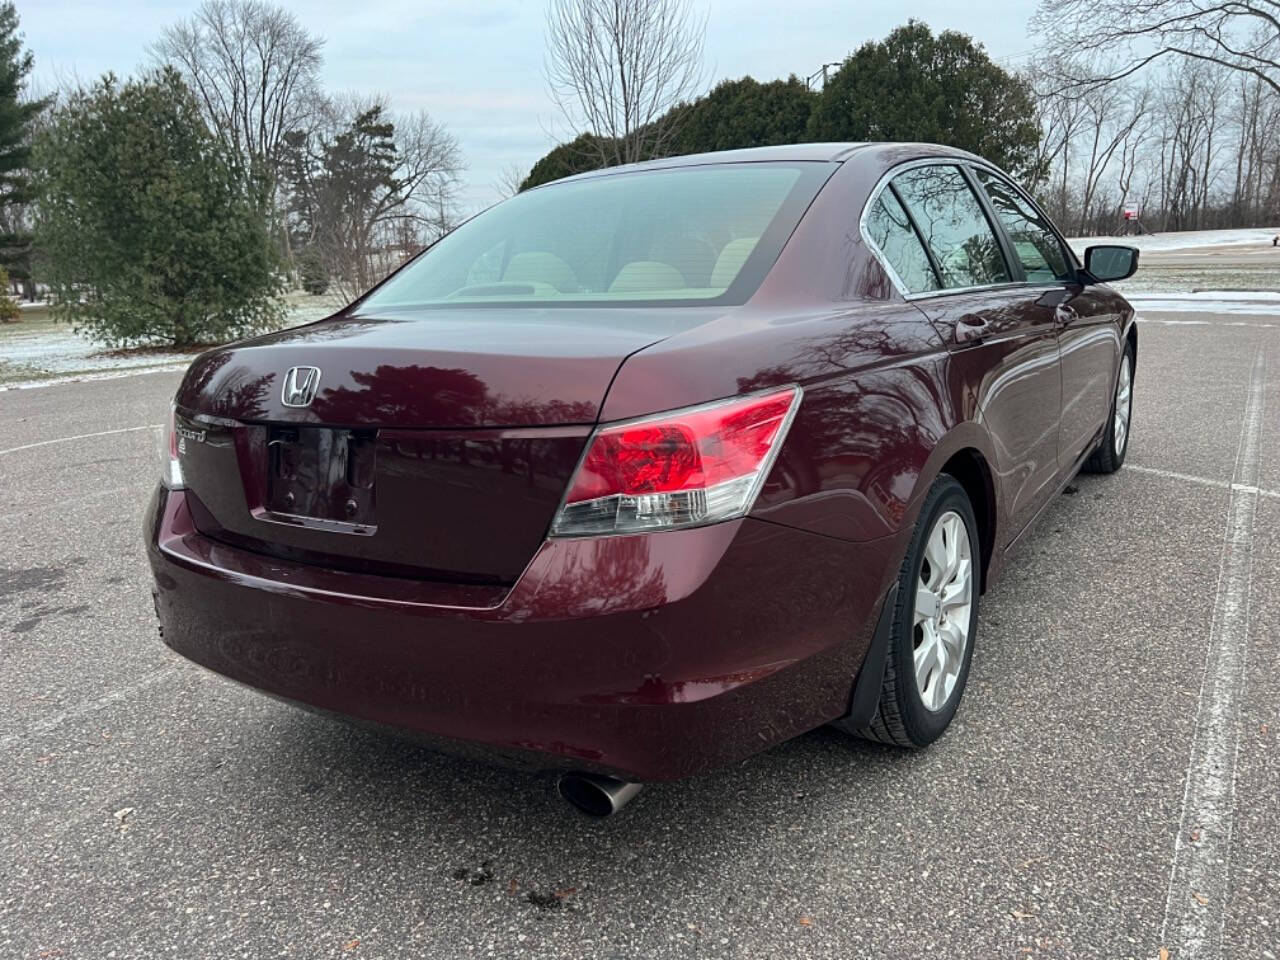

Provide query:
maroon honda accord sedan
left=147, top=142, right=1138, bottom=815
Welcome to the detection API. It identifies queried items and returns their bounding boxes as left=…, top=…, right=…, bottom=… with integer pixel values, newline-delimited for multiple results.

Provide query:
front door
left=968, top=168, right=1119, bottom=473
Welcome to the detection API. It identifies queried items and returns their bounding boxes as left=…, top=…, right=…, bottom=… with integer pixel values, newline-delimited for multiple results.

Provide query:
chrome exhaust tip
left=557, top=772, right=643, bottom=817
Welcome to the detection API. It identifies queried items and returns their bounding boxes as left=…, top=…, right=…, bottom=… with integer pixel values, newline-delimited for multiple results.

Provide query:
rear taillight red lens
left=551, top=386, right=801, bottom=537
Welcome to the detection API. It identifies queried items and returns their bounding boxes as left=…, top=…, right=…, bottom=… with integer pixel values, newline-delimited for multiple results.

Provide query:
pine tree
left=0, top=2, right=49, bottom=297
left=34, top=70, right=283, bottom=346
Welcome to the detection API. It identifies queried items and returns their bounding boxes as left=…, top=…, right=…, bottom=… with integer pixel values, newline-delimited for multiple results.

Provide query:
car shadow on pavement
left=223, top=702, right=937, bottom=911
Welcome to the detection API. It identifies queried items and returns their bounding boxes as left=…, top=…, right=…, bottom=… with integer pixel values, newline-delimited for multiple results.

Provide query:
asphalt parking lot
left=1, top=303, right=1277, bottom=959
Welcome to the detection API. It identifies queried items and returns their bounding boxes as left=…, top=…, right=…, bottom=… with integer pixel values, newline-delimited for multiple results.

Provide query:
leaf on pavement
left=1193, top=892, right=1209, bottom=906
left=342, top=939, right=360, bottom=951
left=797, top=916, right=813, bottom=926
left=1158, top=948, right=1169, bottom=960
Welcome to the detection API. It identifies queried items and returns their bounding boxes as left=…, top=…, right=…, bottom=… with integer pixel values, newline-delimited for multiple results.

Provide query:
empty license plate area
left=266, top=426, right=377, bottom=530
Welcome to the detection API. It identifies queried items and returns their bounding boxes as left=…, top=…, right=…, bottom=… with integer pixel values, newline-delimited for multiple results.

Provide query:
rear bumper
left=146, top=487, right=901, bottom=781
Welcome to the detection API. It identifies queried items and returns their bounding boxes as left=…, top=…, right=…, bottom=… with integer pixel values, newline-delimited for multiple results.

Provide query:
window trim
left=859, top=156, right=1081, bottom=302
left=968, top=165, right=1077, bottom=286
left=865, top=186, right=944, bottom=294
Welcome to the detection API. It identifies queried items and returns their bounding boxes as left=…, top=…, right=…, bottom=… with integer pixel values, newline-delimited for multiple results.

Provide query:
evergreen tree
left=521, top=133, right=620, bottom=191
left=298, top=246, right=328, bottom=295
left=0, top=2, right=49, bottom=297
left=33, top=69, right=283, bottom=347
left=666, top=76, right=816, bottom=155
left=807, top=22, right=1041, bottom=178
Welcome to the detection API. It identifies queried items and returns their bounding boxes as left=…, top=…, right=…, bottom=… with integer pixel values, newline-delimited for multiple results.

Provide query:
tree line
left=3, top=0, right=1276, bottom=347
left=1026, top=0, right=1280, bottom=235
left=528, top=0, right=1278, bottom=237
left=1, top=0, right=463, bottom=346
left=524, top=19, right=1041, bottom=191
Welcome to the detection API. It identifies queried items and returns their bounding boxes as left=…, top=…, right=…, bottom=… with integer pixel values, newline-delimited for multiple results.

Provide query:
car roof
left=546, top=142, right=989, bottom=185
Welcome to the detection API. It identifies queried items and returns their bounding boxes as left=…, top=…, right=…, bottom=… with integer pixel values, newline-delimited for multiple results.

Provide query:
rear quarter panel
left=601, top=149, right=1004, bottom=557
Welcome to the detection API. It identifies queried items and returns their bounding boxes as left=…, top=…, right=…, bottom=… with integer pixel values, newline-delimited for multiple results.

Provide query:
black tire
left=844, top=474, right=979, bottom=748
left=1082, top=343, right=1134, bottom=474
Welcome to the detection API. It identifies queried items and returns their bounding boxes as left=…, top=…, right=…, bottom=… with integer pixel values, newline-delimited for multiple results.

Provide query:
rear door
left=867, top=162, right=1064, bottom=545
left=970, top=167, right=1120, bottom=468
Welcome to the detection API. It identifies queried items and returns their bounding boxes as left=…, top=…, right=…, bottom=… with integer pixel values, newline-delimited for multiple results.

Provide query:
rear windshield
left=359, top=162, right=835, bottom=310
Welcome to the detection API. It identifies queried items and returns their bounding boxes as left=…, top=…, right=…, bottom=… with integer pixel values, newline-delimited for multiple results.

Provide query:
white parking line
left=0, top=665, right=178, bottom=750
left=1138, top=317, right=1280, bottom=329
left=1160, top=349, right=1267, bottom=958
left=1125, top=463, right=1280, bottom=500
left=0, top=424, right=161, bottom=457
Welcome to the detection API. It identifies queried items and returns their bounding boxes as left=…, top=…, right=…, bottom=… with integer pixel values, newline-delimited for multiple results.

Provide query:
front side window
left=891, top=165, right=1010, bottom=290
left=974, top=169, right=1074, bottom=283
left=359, top=163, right=834, bottom=310
left=865, top=189, right=940, bottom=294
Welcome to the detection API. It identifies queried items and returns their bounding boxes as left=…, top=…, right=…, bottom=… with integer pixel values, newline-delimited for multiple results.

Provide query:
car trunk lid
left=172, top=308, right=688, bottom=584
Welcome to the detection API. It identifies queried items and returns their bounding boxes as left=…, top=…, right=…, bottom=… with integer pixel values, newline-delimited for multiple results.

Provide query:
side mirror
left=1084, top=245, right=1139, bottom=283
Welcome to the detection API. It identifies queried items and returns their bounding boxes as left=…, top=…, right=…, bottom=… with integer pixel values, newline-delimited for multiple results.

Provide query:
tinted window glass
left=360, top=163, right=832, bottom=309
left=975, top=169, right=1073, bottom=282
left=865, top=190, right=939, bottom=294
left=891, top=165, right=1010, bottom=289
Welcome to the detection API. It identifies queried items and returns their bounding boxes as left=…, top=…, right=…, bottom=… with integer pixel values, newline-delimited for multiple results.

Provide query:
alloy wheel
left=912, top=510, right=973, bottom=712
left=1114, top=354, right=1132, bottom=456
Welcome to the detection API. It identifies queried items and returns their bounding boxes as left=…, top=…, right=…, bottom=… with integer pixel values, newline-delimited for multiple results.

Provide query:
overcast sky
left=22, top=0, right=1041, bottom=213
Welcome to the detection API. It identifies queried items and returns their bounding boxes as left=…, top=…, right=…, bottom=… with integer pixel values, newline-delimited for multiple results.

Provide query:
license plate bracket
left=266, top=426, right=377, bottom=529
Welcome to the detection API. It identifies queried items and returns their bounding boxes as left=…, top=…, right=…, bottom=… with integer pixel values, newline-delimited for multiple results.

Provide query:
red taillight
left=552, top=386, right=801, bottom=537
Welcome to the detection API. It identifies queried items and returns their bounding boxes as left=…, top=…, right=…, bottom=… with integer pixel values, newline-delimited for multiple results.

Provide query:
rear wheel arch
left=901, top=423, right=1000, bottom=595
left=938, top=448, right=996, bottom=595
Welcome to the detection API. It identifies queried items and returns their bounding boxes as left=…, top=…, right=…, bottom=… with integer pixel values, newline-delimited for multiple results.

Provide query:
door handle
left=955, top=314, right=990, bottom=344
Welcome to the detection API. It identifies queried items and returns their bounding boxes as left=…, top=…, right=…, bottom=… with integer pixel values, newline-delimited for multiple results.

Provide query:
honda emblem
left=281, top=366, right=321, bottom=407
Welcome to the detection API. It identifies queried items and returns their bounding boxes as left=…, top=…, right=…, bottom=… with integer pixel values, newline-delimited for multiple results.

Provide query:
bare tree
left=544, top=0, right=707, bottom=167
left=1032, top=0, right=1280, bottom=94
left=1024, top=61, right=1091, bottom=220
left=1074, top=82, right=1153, bottom=233
left=153, top=0, right=323, bottom=187
left=1153, top=61, right=1231, bottom=229
left=493, top=162, right=527, bottom=199
left=281, top=94, right=464, bottom=303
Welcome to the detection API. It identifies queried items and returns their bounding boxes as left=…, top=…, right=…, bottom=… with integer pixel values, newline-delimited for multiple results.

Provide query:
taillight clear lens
left=162, top=402, right=185, bottom=490
left=550, top=386, right=802, bottom=537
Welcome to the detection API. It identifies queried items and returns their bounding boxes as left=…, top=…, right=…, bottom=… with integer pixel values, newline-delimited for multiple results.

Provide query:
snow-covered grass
left=1068, top=227, right=1278, bottom=254
left=1127, top=291, right=1280, bottom=315
left=0, top=297, right=336, bottom=390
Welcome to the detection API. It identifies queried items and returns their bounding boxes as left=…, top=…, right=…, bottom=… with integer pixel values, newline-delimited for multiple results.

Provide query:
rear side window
left=891, top=165, right=1010, bottom=290
left=865, top=189, right=939, bottom=294
left=359, top=162, right=834, bottom=309
left=974, top=169, right=1074, bottom=282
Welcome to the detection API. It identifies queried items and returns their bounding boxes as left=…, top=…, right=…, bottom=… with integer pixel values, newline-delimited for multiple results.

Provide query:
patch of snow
left=1, top=303, right=334, bottom=387
left=1069, top=228, right=1279, bottom=254
left=1, top=327, right=196, bottom=374
left=1127, top=292, right=1280, bottom=315
left=1, top=364, right=190, bottom=391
